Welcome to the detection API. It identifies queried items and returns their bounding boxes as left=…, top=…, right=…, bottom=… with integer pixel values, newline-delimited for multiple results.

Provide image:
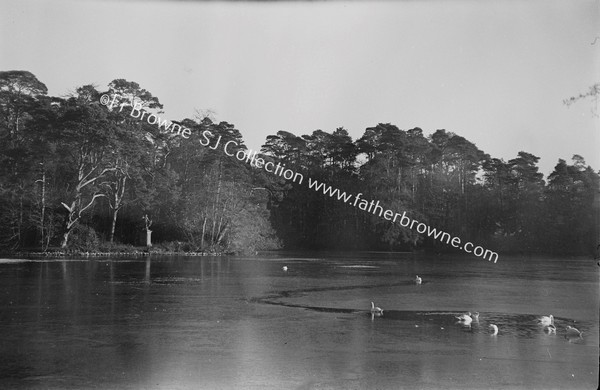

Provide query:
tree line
left=0, top=70, right=597, bottom=255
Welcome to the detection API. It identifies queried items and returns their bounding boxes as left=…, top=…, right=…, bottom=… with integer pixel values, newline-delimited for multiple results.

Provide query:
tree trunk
left=16, top=184, right=24, bottom=247
left=61, top=230, right=71, bottom=249
left=34, top=164, right=47, bottom=248
left=109, top=173, right=127, bottom=244
left=210, top=161, right=222, bottom=246
left=216, top=203, right=227, bottom=246
left=40, top=168, right=46, bottom=249
left=200, top=216, right=207, bottom=249
left=109, top=209, right=118, bottom=245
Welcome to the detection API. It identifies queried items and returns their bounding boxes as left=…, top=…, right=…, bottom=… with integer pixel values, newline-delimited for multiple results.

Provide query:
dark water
left=0, top=253, right=597, bottom=389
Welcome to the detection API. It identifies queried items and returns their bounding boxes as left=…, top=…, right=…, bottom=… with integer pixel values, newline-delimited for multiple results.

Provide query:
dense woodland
left=0, top=71, right=598, bottom=255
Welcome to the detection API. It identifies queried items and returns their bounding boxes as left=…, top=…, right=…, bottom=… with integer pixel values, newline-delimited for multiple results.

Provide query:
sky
left=1, top=0, right=598, bottom=178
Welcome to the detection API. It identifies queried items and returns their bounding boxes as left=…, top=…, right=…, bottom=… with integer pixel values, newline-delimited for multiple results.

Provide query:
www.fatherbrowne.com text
left=204, top=132, right=498, bottom=264
left=306, top=178, right=498, bottom=263
left=99, top=93, right=498, bottom=263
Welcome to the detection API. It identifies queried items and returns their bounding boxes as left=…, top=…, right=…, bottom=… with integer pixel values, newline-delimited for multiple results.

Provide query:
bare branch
left=79, top=193, right=106, bottom=216
left=78, top=167, right=117, bottom=190
left=563, top=83, right=600, bottom=117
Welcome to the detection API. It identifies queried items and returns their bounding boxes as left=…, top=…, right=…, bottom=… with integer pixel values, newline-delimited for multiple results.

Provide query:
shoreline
left=0, top=249, right=227, bottom=258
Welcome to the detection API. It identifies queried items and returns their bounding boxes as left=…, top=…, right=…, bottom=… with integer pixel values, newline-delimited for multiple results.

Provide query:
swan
left=415, top=275, right=422, bottom=284
left=489, top=324, right=498, bottom=335
left=538, top=315, right=554, bottom=326
left=282, top=266, right=288, bottom=271
left=370, top=302, right=383, bottom=315
left=472, top=312, right=480, bottom=321
left=566, top=326, right=582, bottom=338
left=545, top=324, right=557, bottom=333
left=456, top=313, right=472, bottom=325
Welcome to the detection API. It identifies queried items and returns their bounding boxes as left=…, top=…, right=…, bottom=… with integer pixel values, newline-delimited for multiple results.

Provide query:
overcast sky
left=1, top=0, right=598, bottom=177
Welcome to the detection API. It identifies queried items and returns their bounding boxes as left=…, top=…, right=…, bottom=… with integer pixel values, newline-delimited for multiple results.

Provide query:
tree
left=0, top=70, right=48, bottom=143
left=545, top=155, right=599, bottom=254
left=0, top=71, right=49, bottom=248
left=101, top=79, right=163, bottom=244
left=506, top=152, right=545, bottom=250
left=54, top=86, right=118, bottom=248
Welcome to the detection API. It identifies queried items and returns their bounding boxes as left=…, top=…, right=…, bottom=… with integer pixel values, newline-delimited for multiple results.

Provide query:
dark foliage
left=0, top=71, right=597, bottom=256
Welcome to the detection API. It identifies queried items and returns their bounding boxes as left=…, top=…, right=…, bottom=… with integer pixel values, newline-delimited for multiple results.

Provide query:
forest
left=0, top=70, right=598, bottom=256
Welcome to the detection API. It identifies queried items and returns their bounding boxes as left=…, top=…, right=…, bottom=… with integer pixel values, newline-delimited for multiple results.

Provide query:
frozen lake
left=0, top=253, right=598, bottom=389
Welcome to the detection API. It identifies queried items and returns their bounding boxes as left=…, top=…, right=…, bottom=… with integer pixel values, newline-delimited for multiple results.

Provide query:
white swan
left=370, top=302, right=383, bottom=315
left=538, top=314, right=554, bottom=326
left=282, top=266, right=288, bottom=271
left=456, top=313, right=472, bottom=325
left=566, top=325, right=582, bottom=338
left=415, top=275, right=422, bottom=284
left=489, top=324, right=498, bottom=335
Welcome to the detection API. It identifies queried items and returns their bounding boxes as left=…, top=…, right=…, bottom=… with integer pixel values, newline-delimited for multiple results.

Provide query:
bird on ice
left=456, top=313, right=473, bottom=325
left=370, top=302, right=383, bottom=315
left=415, top=275, right=422, bottom=284
left=282, top=266, right=288, bottom=271
left=538, top=315, right=554, bottom=326
left=566, top=325, right=582, bottom=338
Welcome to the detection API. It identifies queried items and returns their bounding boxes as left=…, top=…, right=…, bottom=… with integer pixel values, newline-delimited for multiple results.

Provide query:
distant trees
left=479, top=152, right=545, bottom=251
left=544, top=156, right=599, bottom=254
left=0, top=70, right=50, bottom=248
left=263, top=126, right=598, bottom=256
left=0, top=70, right=597, bottom=256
